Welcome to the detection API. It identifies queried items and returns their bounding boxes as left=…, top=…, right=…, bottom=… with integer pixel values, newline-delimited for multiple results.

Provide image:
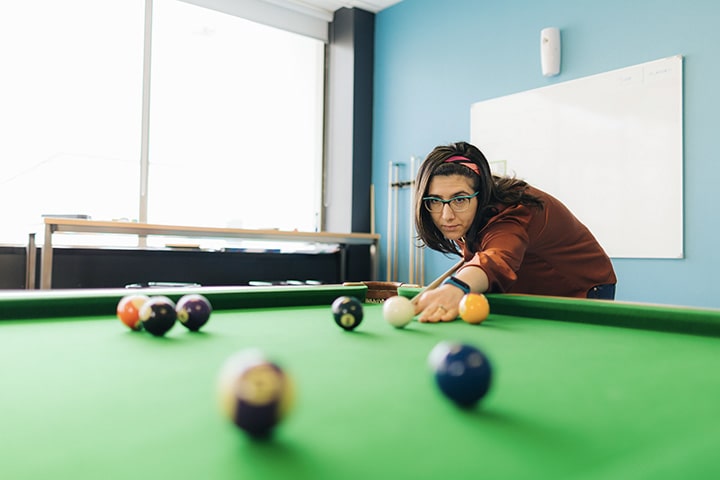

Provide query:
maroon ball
left=176, top=294, right=212, bottom=331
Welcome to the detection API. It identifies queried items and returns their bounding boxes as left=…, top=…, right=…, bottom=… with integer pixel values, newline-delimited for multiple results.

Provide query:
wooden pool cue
left=408, top=156, right=416, bottom=285
left=409, top=258, right=465, bottom=305
left=392, top=163, right=400, bottom=282
left=370, top=183, right=375, bottom=235
left=386, top=162, right=393, bottom=281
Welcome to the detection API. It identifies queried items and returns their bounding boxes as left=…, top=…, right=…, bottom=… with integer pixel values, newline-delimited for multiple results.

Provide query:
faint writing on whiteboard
left=490, top=160, right=507, bottom=176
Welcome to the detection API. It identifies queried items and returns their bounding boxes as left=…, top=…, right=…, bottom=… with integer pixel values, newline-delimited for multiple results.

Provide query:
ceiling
left=276, top=0, right=404, bottom=16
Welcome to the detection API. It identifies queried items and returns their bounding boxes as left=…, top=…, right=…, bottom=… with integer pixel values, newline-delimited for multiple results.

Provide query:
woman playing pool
left=413, top=141, right=616, bottom=323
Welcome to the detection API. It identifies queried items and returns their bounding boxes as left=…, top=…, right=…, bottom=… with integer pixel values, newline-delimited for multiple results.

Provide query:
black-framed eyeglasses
left=422, top=191, right=479, bottom=213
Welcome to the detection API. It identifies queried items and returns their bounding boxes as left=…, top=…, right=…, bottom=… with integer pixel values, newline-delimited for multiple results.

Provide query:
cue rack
left=385, top=157, right=424, bottom=285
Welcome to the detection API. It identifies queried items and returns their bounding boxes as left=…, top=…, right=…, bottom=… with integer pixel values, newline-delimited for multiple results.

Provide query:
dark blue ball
left=430, top=342, right=492, bottom=407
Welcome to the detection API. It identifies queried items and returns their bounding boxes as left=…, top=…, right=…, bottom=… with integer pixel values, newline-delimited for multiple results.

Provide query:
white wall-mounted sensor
left=540, top=27, right=561, bottom=77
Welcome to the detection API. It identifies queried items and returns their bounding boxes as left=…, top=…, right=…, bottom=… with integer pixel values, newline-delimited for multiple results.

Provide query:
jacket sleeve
left=460, top=204, right=534, bottom=293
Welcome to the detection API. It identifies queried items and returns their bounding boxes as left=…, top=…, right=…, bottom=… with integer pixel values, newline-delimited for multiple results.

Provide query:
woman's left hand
left=414, top=285, right=465, bottom=323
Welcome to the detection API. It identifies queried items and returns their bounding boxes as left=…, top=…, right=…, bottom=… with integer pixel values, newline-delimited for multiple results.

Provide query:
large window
left=0, top=0, right=325, bottom=247
left=0, top=0, right=145, bottom=245
left=148, top=0, right=324, bottom=233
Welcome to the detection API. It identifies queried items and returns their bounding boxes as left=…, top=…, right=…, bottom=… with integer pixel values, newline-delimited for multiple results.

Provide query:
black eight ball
left=331, top=296, right=364, bottom=330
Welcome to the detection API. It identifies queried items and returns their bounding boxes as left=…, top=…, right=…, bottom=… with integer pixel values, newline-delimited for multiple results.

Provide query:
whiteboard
left=470, top=55, right=683, bottom=258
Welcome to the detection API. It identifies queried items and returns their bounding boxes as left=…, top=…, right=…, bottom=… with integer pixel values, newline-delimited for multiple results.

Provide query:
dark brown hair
left=414, top=141, right=543, bottom=255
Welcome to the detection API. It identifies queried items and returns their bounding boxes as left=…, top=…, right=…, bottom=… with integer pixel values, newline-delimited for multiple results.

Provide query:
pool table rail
left=0, top=284, right=368, bottom=321
left=396, top=287, right=720, bottom=337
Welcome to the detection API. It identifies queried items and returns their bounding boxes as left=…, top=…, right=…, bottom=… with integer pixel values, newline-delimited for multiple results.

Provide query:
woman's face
left=425, top=174, right=478, bottom=241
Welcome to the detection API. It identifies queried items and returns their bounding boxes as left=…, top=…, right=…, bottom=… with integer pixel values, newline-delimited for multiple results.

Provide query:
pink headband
left=444, top=155, right=480, bottom=176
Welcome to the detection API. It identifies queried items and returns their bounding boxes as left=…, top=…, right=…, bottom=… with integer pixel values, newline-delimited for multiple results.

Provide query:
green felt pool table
left=1, top=285, right=719, bottom=480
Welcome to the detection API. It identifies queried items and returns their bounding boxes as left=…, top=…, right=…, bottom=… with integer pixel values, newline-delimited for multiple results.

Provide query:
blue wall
left=372, top=0, right=720, bottom=308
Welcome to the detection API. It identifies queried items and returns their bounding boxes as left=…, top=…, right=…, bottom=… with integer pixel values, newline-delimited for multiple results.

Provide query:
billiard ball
left=331, top=296, right=364, bottom=330
left=217, top=349, right=294, bottom=438
left=176, top=294, right=212, bottom=331
left=382, top=295, right=415, bottom=328
left=428, top=341, right=492, bottom=408
left=138, top=296, right=177, bottom=336
left=116, top=294, right=150, bottom=331
left=458, top=293, right=490, bottom=324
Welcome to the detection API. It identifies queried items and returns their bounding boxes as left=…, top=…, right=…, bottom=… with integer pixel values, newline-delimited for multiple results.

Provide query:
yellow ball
left=458, top=293, right=490, bottom=324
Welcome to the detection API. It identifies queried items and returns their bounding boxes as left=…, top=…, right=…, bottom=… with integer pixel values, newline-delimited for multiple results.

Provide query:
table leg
left=25, top=233, right=37, bottom=289
left=40, top=223, right=54, bottom=289
left=339, top=245, right=347, bottom=282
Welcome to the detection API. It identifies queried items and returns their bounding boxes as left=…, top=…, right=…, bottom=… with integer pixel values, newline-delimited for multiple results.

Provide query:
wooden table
left=38, top=218, right=380, bottom=289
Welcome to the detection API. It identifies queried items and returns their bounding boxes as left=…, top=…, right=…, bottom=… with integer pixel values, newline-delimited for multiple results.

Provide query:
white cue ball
left=382, top=295, right=415, bottom=328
